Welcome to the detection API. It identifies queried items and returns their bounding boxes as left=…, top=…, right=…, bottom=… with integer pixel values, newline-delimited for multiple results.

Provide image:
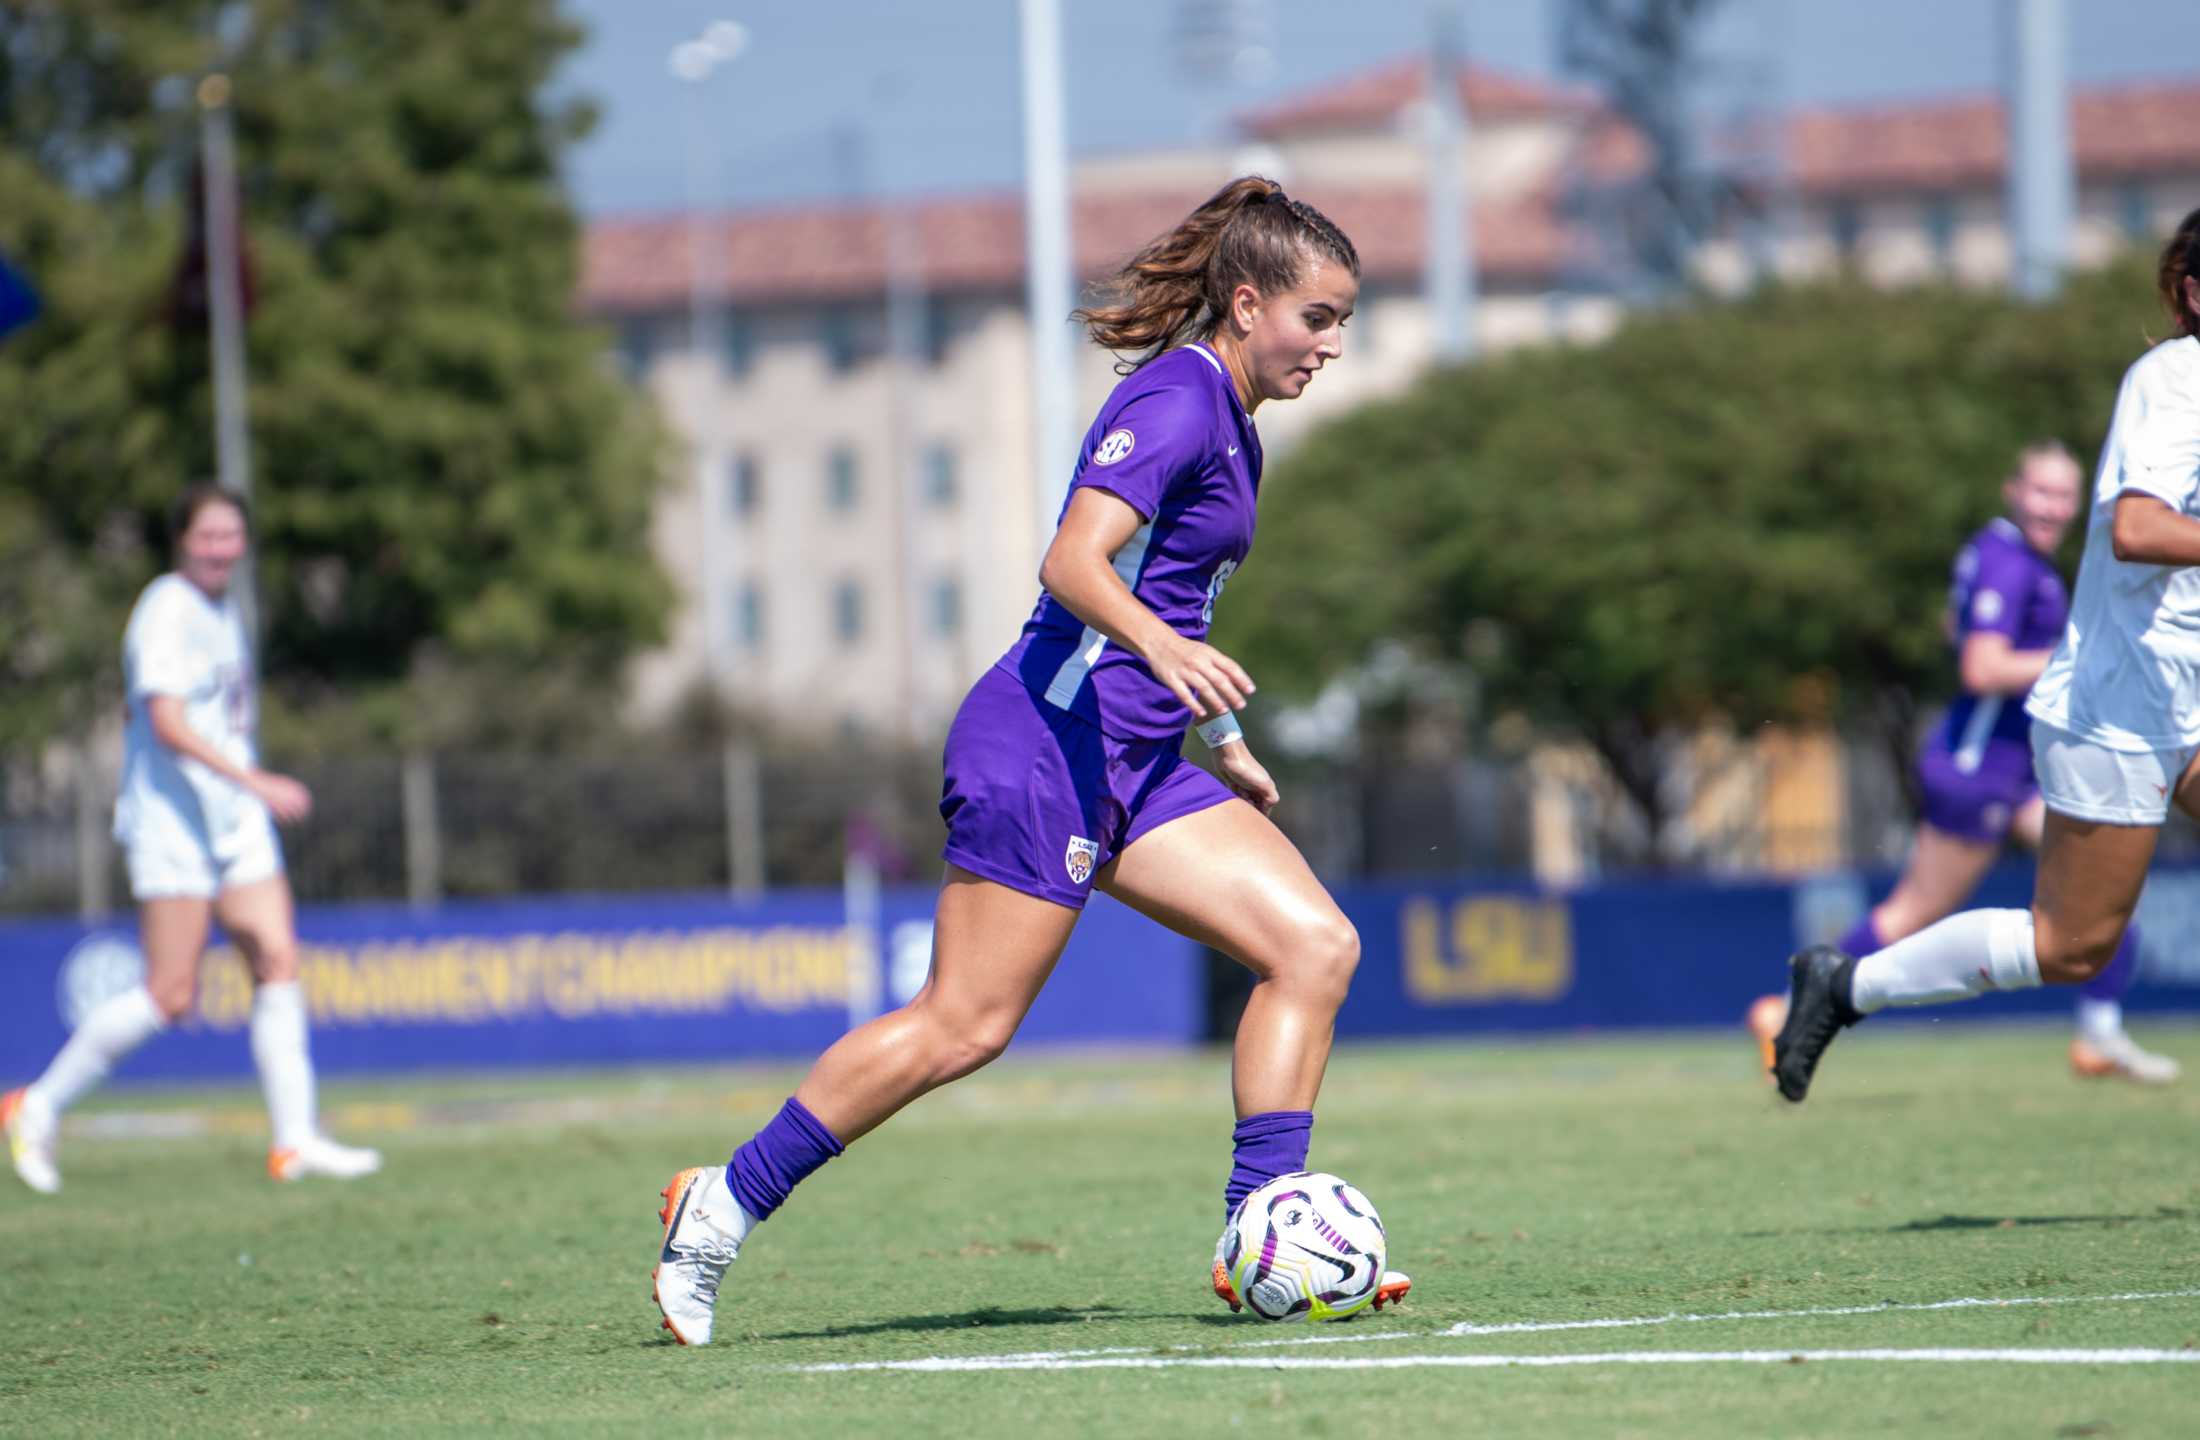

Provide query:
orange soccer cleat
left=1746, top=994, right=1789, bottom=1083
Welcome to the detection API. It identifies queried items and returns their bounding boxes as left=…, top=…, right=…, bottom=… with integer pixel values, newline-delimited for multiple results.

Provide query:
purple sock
left=726, top=1096, right=844, bottom=1223
left=2081, top=924, right=2141, bottom=1001
left=1837, top=913, right=1884, bottom=958
left=1223, top=1110, right=1313, bottom=1223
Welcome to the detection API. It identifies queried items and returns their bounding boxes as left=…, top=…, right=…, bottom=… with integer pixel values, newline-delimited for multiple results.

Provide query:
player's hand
left=249, top=771, right=314, bottom=824
left=1215, top=741, right=1279, bottom=815
left=1149, top=636, right=1254, bottom=721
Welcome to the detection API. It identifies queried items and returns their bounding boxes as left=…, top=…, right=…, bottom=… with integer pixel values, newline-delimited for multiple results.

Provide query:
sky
left=554, top=0, right=2200, bottom=217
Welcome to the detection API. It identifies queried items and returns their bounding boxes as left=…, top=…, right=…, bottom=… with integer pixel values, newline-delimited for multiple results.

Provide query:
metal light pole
left=671, top=20, right=765, bottom=899
left=1424, top=1, right=1475, bottom=363
left=2003, top=0, right=2072, bottom=301
left=670, top=21, right=749, bottom=678
left=198, top=72, right=257, bottom=644
left=1019, top=0, right=1077, bottom=555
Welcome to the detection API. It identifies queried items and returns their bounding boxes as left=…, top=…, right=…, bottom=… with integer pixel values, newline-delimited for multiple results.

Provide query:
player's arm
left=1039, top=488, right=1255, bottom=720
left=145, top=696, right=313, bottom=823
left=2109, top=492, right=2200, bottom=566
left=1038, top=490, right=1278, bottom=813
left=1956, top=632, right=2054, bottom=695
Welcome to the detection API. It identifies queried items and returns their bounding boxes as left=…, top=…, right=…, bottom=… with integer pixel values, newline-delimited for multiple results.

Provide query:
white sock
left=26, top=985, right=166, bottom=1115
left=2075, top=997, right=2124, bottom=1041
left=250, top=981, right=318, bottom=1150
left=1850, top=908, right=2041, bottom=1014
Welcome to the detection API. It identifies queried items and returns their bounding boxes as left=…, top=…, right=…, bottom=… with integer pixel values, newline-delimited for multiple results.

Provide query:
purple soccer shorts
left=939, top=665, right=1235, bottom=908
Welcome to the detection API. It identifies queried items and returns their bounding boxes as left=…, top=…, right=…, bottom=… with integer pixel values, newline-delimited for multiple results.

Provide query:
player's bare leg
left=1871, top=824, right=2004, bottom=947
left=1102, top=799, right=1407, bottom=1312
left=219, top=876, right=379, bottom=1180
left=5, top=898, right=206, bottom=1194
left=793, top=870, right=1076, bottom=1140
left=1776, top=810, right=2157, bottom=1103
left=655, top=868, right=1076, bottom=1345
left=1750, top=823, right=1996, bottom=1078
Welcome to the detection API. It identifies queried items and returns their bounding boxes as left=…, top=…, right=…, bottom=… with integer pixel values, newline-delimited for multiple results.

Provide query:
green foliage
left=1225, top=260, right=2166, bottom=835
left=0, top=0, right=668, bottom=753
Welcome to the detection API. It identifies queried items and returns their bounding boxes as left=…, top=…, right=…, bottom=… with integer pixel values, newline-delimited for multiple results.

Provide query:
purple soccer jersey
left=1937, top=517, right=2069, bottom=760
left=998, top=342, right=1262, bottom=741
left=1916, top=517, right=2069, bottom=838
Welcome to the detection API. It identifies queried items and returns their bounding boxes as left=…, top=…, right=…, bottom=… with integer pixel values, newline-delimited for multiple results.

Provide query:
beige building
left=582, top=57, right=2200, bottom=746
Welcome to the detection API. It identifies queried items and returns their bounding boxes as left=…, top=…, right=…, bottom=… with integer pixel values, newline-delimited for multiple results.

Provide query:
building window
left=724, top=313, right=756, bottom=378
left=616, top=317, right=656, bottom=380
left=733, top=583, right=765, bottom=650
left=832, top=579, right=864, bottom=646
left=1922, top=194, right=1956, bottom=265
left=921, top=297, right=954, bottom=366
left=821, top=307, right=860, bottom=374
left=1827, top=200, right=1863, bottom=264
left=729, top=454, right=761, bottom=517
left=921, top=443, right=957, bottom=508
left=929, top=577, right=961, bottom=638
left=825, top=447, right=859, bottom=511
left=2118, top=180, right=2153, bottom=241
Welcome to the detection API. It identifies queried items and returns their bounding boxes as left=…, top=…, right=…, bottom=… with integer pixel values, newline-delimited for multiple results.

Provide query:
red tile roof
left=1785, top=80, right=2200, bottom=195
left=579, top=71, right=2200, bottom=315
left=1234, top=56, right=1596, bottom=138
left=581, top=187, right=1569, bottom=314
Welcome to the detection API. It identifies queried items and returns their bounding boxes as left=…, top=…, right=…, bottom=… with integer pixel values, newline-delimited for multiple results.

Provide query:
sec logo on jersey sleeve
left=1092, top=429, right=1135, bottom=466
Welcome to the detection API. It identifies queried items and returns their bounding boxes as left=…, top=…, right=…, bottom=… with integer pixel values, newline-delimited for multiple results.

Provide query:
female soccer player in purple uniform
left=1772, top=209, right=2200, bottom=1102
left=648, top=178, right=1402, bottom=1344
left=1751, top=445, right=2178, bottom=1084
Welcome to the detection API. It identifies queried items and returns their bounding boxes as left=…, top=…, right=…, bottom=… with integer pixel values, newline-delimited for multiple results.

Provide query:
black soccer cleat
left=1770, top=945, right=1863, bottom=1103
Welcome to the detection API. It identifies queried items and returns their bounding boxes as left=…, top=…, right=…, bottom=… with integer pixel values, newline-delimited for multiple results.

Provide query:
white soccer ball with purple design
left=1223, top=1171, right=1387, bottom=1322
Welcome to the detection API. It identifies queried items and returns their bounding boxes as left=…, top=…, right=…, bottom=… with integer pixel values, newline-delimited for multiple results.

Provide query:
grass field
left=5, top=1022, right=2199, bottom=1437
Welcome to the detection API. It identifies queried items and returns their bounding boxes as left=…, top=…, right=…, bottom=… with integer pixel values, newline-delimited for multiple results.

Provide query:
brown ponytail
left=2156, top=205, right=2200, bottom=338
left=1073, top=176, right=1359, bottom=373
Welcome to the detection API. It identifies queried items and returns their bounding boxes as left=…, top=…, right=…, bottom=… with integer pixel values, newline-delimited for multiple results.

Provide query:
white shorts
left=123, top=801, right=285, bottom=901
left=2030, top=720, right=2200, bottom=827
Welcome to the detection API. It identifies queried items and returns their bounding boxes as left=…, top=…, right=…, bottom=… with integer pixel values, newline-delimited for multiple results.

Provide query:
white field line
left=782, top=1287, right=2200, bottom=1375
left=1440, top=1287, right=2200, bottom=1339
left=794, top=1347, right=2200, bottom=1374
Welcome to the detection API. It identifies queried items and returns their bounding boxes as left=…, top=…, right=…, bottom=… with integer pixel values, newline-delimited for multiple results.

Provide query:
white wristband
left=1196, top=712, right=1244, bottom=749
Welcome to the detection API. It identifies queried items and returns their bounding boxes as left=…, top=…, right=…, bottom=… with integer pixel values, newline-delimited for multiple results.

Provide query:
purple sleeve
left=1069, top=385, right=1207, bottom=520
left=1963, top=545, right=2029, bottom=641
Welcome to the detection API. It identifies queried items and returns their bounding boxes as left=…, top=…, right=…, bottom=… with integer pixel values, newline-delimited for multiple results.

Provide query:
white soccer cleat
left=2071, top=1032, right=2183, bottom=1085
left=1, top=1088, right=61, bottom=1195
left=269, top=1134, right=384, bottom=1182
left=653, top=1165, right=752, bottom=1346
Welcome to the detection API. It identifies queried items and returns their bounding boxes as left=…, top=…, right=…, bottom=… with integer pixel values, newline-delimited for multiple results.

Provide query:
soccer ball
left=1223, top=1171, right=1387, bottom=1322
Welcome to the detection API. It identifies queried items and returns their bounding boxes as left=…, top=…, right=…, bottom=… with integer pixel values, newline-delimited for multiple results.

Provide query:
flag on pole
left=166, top=155, right=256, bottom=331
left=0, top=251, right=39, bottom=342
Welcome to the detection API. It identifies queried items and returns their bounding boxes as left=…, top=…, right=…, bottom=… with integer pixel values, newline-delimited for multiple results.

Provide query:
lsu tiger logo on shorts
left=1064, top=836, right=1100, bottom=886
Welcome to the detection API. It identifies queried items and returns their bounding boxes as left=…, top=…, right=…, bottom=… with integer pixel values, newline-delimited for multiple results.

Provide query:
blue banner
left=0, top=889, right=1203, bottom=1083
left=5, top=863, right=2196, bottom=1083
left=1332, top=862, right=2200, bottom=1039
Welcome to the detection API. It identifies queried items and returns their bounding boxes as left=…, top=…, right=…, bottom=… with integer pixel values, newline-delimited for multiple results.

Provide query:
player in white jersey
left=1770, top=210, right=2200, bottom=1101
left=3, top=486, right=380, bottom=1190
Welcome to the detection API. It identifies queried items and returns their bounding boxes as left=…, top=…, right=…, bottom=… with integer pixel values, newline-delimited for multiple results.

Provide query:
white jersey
left=113, top=572, right=261, bottom=848
left=2028, top=336, right=2200, bottom=751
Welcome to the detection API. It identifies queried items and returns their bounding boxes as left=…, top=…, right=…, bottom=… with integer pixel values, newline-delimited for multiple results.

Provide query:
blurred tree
left=0, top=0, right=668, bottom=755
left=1221, top=258, right=2163, bottom=862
